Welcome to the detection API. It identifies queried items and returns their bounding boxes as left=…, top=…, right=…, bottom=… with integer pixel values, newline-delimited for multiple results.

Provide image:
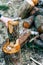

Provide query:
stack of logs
left=2, top=0, right=43, bottom=53
left=2, top=0, right=43, bottom=64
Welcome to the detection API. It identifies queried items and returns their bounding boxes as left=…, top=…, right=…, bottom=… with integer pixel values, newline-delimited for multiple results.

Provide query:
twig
left=29, top=35, right=39, bottom=43
left=30, top=57, right=42, bottom=65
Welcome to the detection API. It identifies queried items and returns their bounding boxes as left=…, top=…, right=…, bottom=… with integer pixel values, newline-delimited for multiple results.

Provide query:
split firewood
left=0, top=14, right=21, bottom=27
left=8, top=20, right=19, bottom=34
left=8, top=23, right=13, bottom=34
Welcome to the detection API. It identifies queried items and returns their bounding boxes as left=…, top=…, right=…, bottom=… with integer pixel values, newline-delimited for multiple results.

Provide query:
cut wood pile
left=0, top=0, right=43, bottom=65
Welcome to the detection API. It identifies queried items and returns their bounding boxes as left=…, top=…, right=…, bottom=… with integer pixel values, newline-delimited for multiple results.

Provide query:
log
left=19, top=31, right=31, bottom=47
left=32, top=0, right=39, bottom=5
left=23, top=16, right=34, bottom=28
left=8, top=20, right=19, bottom=41
left=17, top=0, right=34, bottom=18
left=34, top=39, right=43, bottom=47
left=8, top=20, right=19, bottom=34
left=35, top=15, right=43, bottom=33
left=2, top=30, right=31, bottom=54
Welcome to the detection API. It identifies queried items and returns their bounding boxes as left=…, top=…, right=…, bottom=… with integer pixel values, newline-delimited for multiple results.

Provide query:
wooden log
left=35, top=15, right=43, bottom=33
left=8, top=20, right=19, bottom=41
left=32, top=0, right=39, bottom=5
left=19, top=31, right=31, bottom=47
left=2, top=30, right=31, bottom=54
left=8, top=20, right=19, bottom=34
left=30, top=7, right=39, bottom=15
left=30, top=7, right=43, bottom=16
left=34, top=39, right=43, bottom=47
left=17, top=0, right=34, bottom=19
left=23, top=16, right=34, bottom=28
